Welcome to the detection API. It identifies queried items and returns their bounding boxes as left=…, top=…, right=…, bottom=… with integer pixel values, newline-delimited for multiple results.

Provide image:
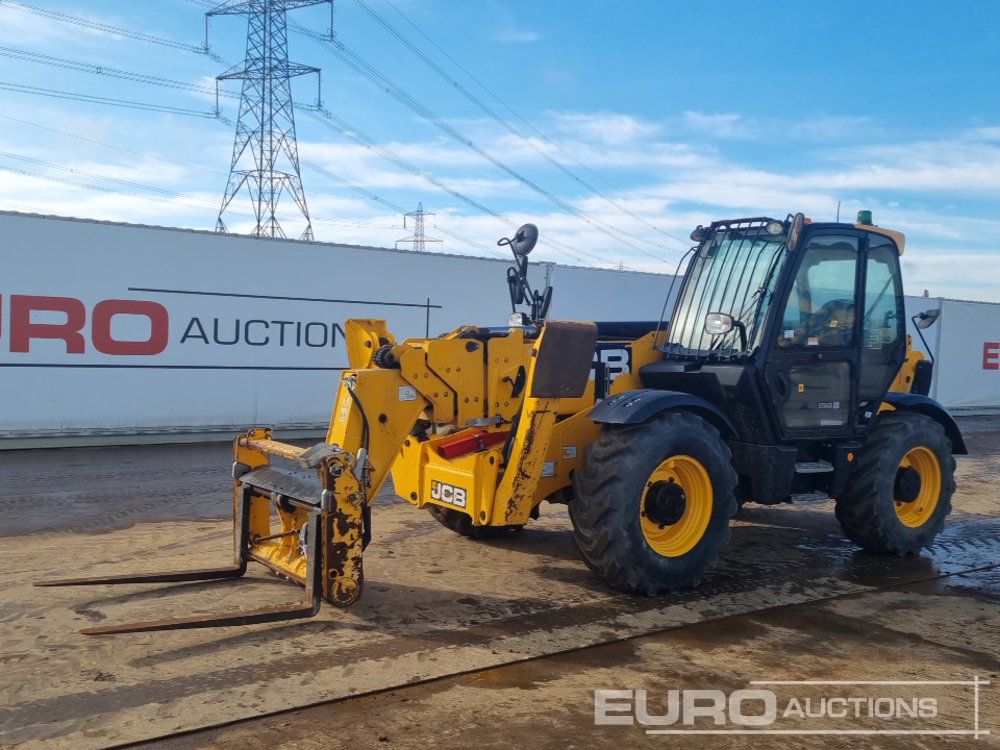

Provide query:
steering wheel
left=805, top=299, right=855, bottom=345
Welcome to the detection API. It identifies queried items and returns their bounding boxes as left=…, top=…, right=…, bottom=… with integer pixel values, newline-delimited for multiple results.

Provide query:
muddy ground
left=0, top=418, right=997, bottom=749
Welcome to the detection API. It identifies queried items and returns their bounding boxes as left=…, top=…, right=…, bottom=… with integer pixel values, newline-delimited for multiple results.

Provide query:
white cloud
left=677, top=112, right=873, bottom=143
left=549, top=111, right=661, bottom=144
left=682, top=111, right=745, bottom=139
left=4, top=71, right=1000, bottom=301
left=812, top=139, right=1000, bottom=194
left=0, top=3, right=126, bottom=48
left=899, top=249, right=1000, bottom=303
left=0, top=5, right=81, bottom=46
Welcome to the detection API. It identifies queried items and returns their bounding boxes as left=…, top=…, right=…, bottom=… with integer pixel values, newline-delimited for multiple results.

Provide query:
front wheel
left=836, top=411, right=955, bottom=554
left=570, top=411, right=738, bottom=595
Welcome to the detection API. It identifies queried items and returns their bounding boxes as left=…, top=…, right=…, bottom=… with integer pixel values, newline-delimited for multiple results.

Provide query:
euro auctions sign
left=0, top=282, right=429, bottom=434
left=0, top=210, right=668, bottom=436
left=983, top=342, right=1000, bottom=369
left=593, top=678, right=990, bottom=739
left=0, top=291, right=358, bottom=365
left=2, top=295, right=169, bottom=356
left=0, top=212, right=459, bottom=435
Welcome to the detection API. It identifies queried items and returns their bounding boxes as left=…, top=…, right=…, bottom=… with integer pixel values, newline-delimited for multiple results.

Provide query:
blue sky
left=1, top=0, right=999, bottom=300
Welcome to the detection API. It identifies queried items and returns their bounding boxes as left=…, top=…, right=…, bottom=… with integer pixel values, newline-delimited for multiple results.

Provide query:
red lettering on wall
left=983, top=342, right=1000, bottom=370
left=92, top=300, right=169, bottom=355
left=10, top=295, right=86, bottom=353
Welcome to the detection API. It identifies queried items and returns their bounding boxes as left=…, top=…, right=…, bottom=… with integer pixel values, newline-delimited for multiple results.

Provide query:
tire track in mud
left=2, top=419, right=998, bottom=748
left=111, top=558, right=1000, bottom=749
left=5, top=509, right=998, bottom=750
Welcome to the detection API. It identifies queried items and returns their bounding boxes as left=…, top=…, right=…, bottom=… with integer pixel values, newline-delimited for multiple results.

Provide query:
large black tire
left=426, top=505, right=521, bottom=539
left=570, top=411, right=738, bottom=595
left=836, top=411, right=955, bottom=554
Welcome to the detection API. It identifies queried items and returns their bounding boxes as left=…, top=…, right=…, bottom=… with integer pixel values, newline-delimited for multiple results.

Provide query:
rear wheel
left=836, top=411, right=955, bottom=554
left=570, top=411, right=738, bottom=595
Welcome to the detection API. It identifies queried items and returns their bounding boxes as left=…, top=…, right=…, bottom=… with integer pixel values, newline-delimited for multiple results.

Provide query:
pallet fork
left=36, top=320, right=599, bottom=635
left=36, top=457, right=329, bottom=634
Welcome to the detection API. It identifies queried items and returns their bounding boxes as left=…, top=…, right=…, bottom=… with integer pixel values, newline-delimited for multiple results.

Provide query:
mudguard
left=882, top=392, right=967, bottom=454
left=588, top=389, right=737, bottom=439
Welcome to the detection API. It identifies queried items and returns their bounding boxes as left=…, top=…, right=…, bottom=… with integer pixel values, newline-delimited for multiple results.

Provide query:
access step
left=794, top=460, right=834, bottom=474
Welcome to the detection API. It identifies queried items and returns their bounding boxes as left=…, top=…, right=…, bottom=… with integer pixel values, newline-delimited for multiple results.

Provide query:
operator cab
left=642, top=212, right=910, bottom=445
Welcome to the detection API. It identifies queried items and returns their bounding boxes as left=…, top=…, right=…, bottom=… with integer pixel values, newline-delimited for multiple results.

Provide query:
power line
left=300, top=64, right=606, bottom=262
left=382, top=0, right=689, bottom=249
left=433, top=224, right=506, bottom=258
left=195, top=0, right=662, bottom=263
left=290, top=23, right=665, bottom=263
left=300, top=161, right=505, bottom=258
left=0, top=45, right=223, bottom=98
left=0, top=81, right=218, bottom=118
left=0, top=149, right=224, bottom=203
left=355, top=0, right=686, bottom=255
left=0, top=156, right=393, bottom=232
left=0, top=113, right=224, bottom=177
left=307, top=106, right=596, bottom=264
left=0, top=1, right=222, bottom=61
left=0, top=5, right=607, bottom=262
left=0, top=69, right=508, bottom=256
left=0, top=163, right=210, bottom=206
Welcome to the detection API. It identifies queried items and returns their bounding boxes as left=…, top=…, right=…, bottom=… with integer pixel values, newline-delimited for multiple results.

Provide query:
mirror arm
left=911, top=312, right=935, bottom=365
left=733, top=319, right=748, bottom=350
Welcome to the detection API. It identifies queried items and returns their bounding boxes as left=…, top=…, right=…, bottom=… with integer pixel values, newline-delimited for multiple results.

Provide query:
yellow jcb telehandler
left=40, top=212, right=964, bottom=634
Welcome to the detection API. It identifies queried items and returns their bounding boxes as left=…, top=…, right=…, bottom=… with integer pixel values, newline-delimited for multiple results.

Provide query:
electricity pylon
left=208, top=0, right=330, bottom=241
left=396, top=203, right=442, bottom=252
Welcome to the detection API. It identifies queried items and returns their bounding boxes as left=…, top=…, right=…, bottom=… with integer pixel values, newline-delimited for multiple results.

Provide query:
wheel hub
left=894, top=465, right=922, bottom=503
left=644, top=480, right=687, bottom=527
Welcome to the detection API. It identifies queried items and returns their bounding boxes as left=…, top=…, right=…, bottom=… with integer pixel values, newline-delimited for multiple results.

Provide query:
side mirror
left=914, top=308, right=940, bottom=330
left=500, top=223, right=552, bottom=323
left=507, top=223, right=538, bottom=257
left=705, top=312, right=734, bottom=335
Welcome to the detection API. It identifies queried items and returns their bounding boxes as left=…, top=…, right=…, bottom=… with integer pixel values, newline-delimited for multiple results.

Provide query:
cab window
left=862, top=238, right=904, bottom=347
left=777, top=236, right=859, bottom=349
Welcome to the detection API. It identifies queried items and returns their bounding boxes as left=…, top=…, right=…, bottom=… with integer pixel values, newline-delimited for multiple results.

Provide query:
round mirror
left=915, top=308, right=941, bottom=330
left=509, top=223, right=539, bottom=257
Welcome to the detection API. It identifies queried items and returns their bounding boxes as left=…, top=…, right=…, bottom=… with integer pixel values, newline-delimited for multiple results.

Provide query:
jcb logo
left=591, top=346, right=631, bottom=381
left=430, top=480, right=467, bottom=509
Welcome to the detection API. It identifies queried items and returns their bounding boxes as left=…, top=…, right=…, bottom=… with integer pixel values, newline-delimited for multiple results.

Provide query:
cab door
left=857, top=235, right=907, bottom=408
left=763, top=231, right=861, bottom=438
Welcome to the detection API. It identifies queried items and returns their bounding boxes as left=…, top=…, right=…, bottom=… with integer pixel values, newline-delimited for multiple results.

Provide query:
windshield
left=666, top=220, right=788, bottom=357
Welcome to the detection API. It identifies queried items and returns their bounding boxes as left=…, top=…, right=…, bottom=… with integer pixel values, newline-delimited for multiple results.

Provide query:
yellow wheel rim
left=640, top=455, right=713, bottom=557
left=894, top=446, right=941, bottom=528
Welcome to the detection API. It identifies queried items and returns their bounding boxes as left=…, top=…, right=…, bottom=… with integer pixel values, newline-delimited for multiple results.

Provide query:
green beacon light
left=857, top=209, right=873, bottom=225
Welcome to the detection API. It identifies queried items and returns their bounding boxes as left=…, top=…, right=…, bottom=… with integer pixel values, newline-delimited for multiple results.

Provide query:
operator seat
left=804, top=299, right=855, bottom=347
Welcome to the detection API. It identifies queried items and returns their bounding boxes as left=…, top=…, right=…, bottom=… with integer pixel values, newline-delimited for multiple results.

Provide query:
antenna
left=207, top=0, right=330, bottom=241
left=396, top=202, right=442, bottom=252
